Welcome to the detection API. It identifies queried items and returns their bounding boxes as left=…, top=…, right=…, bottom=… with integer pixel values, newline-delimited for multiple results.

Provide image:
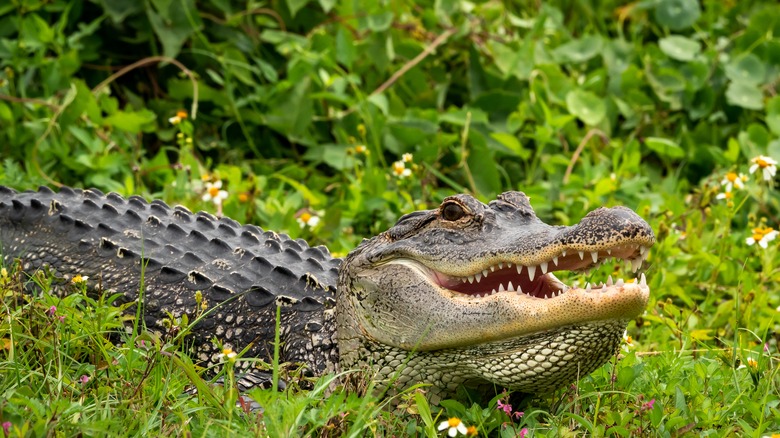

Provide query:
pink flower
left=514, top=411, right=524, bottom=419
left=518, top=428, right=528, bottom=438
left=48, top=305, right=57, bottom=316
left=641, top=398, right=655, bottom=411
left=79, top=375, right=90, bottom=384
left=2, top=422, right=11, bottom=435
left=497, top=399, right=513, bottom=416
left=58, top=315, right=65, bottom=323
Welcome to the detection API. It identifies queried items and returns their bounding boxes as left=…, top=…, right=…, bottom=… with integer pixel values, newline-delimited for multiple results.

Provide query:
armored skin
left=0, top=186, right=654, bottom=400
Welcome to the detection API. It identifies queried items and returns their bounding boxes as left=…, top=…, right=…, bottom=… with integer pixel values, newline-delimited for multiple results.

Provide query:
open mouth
left=429, top=243, right=651, bottom=299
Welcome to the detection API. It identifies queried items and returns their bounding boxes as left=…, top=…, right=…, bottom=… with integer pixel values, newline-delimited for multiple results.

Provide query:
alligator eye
left=441, top=203, right=466, bottom=221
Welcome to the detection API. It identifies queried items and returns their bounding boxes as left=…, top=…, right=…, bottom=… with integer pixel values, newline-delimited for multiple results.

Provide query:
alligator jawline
left=411, top=242, right=651, bottom=299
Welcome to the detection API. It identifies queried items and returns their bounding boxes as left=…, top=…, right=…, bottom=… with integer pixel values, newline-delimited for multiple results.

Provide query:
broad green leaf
left=654, top=0, right=701, bottom=30
left=552, top=35, right=603, bottom=63
left=286, top=0, right=310, bottom=18
left=147, top=0, right=202, bottom=59
left=99, top=0, right=143, bottom=23
left=565, top=89, right=606, bottom=126
left=368, top=93, right=389, bottom=116
left=766, top=96, right=780, bottom=136
left=366, top=12, right=393, bottom=32
left=490, top=40, right=533, bottom=80
left=335, top=27, right=356, bottom=69
left=725, top=54, right=766, bottom=86
left=317, top=0, right=335, bottom=13
left=645, top=137, right=685, bottom=159
left=490, top=133, right=531, bottom=159
left=467, top=132, right=501, bottom=196
left=103, top=109, right=156, bottom=133
left=725, top=82, right=763, bottom=110
left=659, top=35, right=701, bottom=61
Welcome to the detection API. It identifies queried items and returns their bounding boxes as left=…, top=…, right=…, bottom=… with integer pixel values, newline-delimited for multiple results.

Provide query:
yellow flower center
left=176, top=109, right=188, bottom=119
left=751, top=226, right=775, bottom=241
left=726, top=172, right=737, bottom=182
left=393, top=162, right=406, bottom=175
left=755, top=158, right=769, bottom=168
left=448, top=418, right=462, bottom=427
left=300, top=212, right=312, bottom=223
left=466, top=425, right=478, bottom=436
left=222, top=348, right=233, bottom=356
left=238, top=193, right=249, bottom=203
left=723, top=191, right=733, bottom=199
left=625, top=335, right=633, bottom=344
left=208, top=186, right=220, bottom=197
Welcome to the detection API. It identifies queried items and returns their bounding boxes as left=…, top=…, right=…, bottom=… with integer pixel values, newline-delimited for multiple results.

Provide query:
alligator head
left=336, top=191, right=654, bottom=398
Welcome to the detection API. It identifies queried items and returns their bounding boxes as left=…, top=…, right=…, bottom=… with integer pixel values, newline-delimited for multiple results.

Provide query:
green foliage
left=1, top=0, right=780, bottom=435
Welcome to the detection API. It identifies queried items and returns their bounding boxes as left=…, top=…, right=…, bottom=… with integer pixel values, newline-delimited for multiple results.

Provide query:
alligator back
left=0, top=186, right=340, bottom=375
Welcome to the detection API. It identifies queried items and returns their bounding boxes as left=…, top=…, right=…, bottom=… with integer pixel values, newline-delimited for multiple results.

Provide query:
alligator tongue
left=437, top=265, right=559, bottom=298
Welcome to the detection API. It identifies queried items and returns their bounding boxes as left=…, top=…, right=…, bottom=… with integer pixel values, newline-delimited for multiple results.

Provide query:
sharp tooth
left=507, top=281, right=514, bottom=291
left=585, top=282, right=591, bottom=291
left=616, top=278, right=624, bottom=286
left=462, top=277, right=468, bottom=283
left=590, top=252, right=598, bottom=263
left=561, top=249, right=567, bottom=257
left=607, top=275, right=613, bottom=286
left=631, top=258, right=642, bottom=272
left=552, top=256, right=558, bottom=266
left=498, top=283, right=505, bottom=292
left=607, top=249, right=612, bottom=255
left=483, top=269, right=489, bottom=277
left=491, top=288, right=497, bottom=294
left=516, top=265, right=523, bottom=275
left=475, top=272, right=482, bottom=282
left=639, top=246, right=648, bottom=256
left=498, top=262, right=504, bottom=269
left=578, top=251, right=584, bottom=260
left=490, top=265, right=496, bottom=272
left=601, top=284, right=607, bottom=291
left=468, top=275, right=475, bottom=284
left=640, top=273, right=647, bottom=285
left=527, top=265, right=537, bottom=281
left=540, top=261, right=548, bottom=273
left=507, top=262, right=512, bottom=268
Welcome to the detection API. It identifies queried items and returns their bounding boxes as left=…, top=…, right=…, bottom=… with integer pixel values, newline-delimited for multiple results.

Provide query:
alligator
left=0, top=186, right=654, bottom=401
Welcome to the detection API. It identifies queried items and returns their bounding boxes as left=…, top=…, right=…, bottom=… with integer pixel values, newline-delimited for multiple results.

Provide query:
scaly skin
left=0, top=187, right=653, bottom=400
left=337, top=192, right=653, bottom=400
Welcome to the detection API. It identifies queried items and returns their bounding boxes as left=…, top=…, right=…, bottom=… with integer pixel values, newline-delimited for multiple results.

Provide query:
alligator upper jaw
left=408, top=241, right=651, bottom=301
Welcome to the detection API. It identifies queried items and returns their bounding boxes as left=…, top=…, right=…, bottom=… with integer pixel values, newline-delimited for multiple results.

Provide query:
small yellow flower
left=720, top=172, right=747, bottom=191
left=746, top=225, right=778, bottom=248
left=0, top=268, right=7, bottom=278
left=437, top=417, right=468, bottom=437
left=296, top=211, right=321, bottom=228
left=465, top=425, right=478, bottom=436
left=238, top=192, right=249, bottom=203
left=202, top=181, right=228, bottom=206
left=168, top=110, right=187, bottom=125
left=392, top=161, right=412, bottom=179
left=622, top=331, right=634, bottom=352
left=402, top=153, right=413, bottom=163
left=357, top=124, right=366, bottom=137
left=71, top=274, right=89, bottom=285
left=716, top=191, right=733, bottom=200
left=746, top=357, right=758, bottom=370
left=216, top=347, right=237, bottom=362
left=355, top=145, right=367, bottom=154
left=201, top=173, right=212, bottom=182
left=749, top=155, right=778, bottom=181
